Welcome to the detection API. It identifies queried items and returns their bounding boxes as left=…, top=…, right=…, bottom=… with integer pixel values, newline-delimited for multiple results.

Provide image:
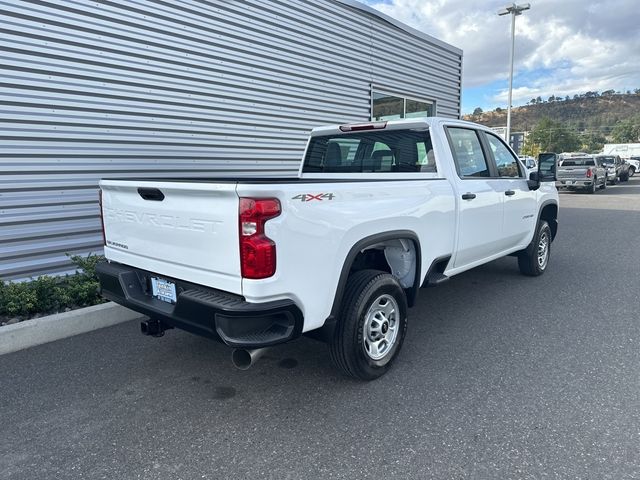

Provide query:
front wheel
left=330, top=270, right=408, bottom=380
left=518, top=220, right=551, bottom=276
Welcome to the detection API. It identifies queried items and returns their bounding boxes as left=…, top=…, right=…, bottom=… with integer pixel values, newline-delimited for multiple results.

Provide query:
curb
left=0, top=302, right=144, bottom=356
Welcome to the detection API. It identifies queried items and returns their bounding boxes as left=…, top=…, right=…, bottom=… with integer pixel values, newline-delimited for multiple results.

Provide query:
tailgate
left=100, top=179, right=241, bottom=294
left=557, top=167, right=589, bottom=178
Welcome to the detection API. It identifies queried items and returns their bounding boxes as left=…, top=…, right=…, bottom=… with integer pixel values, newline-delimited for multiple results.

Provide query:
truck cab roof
left=309, top=117, right=488, bottom=137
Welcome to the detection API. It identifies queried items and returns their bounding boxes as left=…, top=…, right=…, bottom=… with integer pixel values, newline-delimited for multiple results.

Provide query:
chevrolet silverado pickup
left=97, top=118, right=559, bottom=380
left=557, top=155, right=606, bottom=193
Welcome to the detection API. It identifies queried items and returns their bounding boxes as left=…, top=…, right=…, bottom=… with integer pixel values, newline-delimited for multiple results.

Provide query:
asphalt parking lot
left=2, top=178, right=640, bottom=480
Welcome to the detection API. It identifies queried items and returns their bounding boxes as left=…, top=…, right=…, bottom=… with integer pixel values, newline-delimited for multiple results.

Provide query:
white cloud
left=365, top=0, right=640, bottom=109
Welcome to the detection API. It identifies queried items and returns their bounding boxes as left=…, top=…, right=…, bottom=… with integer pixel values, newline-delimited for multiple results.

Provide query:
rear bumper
left=96, top=261, right=303, bottom=348
left=556, top=179, right=593, bottom=187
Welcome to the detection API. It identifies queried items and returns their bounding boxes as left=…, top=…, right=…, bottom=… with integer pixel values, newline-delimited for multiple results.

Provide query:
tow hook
left=140, top=319, right=173, bottom=337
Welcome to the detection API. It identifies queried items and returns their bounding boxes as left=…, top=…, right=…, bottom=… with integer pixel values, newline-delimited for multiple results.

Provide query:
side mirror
left=527, top=171, right=540, bottom=190
left=537, top=152, right=557, bottom=182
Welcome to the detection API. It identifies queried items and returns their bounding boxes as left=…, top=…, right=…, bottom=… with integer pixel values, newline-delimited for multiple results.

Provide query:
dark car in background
left=595, top=155, right=629, bottom=184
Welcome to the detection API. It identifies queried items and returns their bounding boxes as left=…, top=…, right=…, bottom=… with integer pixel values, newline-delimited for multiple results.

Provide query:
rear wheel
left=518, top=220, right=551, bottom=276
left=587, top=179, right=596, bottom=194
left=630, top=167, right=636, bottom=177
left=330, top=269, right=408, bottom=380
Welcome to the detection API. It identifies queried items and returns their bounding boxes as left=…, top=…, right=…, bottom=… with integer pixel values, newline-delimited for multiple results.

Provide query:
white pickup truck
left=97, top=118, right=559, bottom=380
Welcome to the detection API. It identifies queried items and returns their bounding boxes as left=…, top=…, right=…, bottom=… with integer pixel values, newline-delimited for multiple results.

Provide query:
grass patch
left=0, top=254, right=106, bottom=325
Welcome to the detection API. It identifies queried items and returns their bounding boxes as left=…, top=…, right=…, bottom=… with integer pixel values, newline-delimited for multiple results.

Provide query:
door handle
left=505, top=190, right=516, bottom=196
left=461, top=193, right=476, bottom=200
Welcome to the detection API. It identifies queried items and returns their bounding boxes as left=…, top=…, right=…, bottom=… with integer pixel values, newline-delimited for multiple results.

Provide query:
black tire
left=518, top=220, right=551, bottom=277
left=609, top=175, right=617, bottom=185
left=630, top=167, right=636, bottom=177
left=586, top=179, right=596, bottom=194
left=330, top=269, right=408, bottom=380
left=621, top=172, right=629, bottom=182
left=600, top=177, right=607, bottom=189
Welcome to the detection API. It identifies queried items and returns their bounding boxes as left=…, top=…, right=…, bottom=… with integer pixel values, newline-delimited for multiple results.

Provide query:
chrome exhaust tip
left=231, top=348, right=269, bottom=370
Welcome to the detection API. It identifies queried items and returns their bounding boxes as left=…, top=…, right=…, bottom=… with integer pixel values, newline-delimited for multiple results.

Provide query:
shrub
left=0, top=254, right=106, bottom=321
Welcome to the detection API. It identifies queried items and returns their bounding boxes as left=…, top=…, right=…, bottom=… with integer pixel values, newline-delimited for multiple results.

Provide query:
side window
left=447, top=127, right=490, bottom=177
left=485, top=133, right=521, bottom=177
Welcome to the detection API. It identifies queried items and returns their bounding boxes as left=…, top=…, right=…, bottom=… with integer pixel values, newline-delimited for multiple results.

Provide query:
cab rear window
left=302, top=129, right=436, bottom=173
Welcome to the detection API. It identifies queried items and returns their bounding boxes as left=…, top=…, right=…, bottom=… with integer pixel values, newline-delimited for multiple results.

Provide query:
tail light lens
left=239, top=198, right=281, bottom=279
left=586, top=168, right=592, bottom=178
left=98, top=189, right=106, bottom=245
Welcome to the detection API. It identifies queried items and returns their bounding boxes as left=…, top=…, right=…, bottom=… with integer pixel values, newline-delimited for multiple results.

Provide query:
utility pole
left=498, top=3, right=530, bottom=146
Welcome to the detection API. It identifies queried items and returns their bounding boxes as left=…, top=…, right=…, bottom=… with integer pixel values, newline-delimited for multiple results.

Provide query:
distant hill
left=463, top=92, right=640, bottom=135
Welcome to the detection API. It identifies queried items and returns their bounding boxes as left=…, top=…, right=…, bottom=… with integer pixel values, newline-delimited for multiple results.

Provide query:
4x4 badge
left=291, top=193, right=335, bottom=202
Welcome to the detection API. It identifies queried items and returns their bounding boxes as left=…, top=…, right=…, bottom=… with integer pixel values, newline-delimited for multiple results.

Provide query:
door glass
left=486, top=133, right=521, bottom=177
left=447, top=128, right=490, bottom=177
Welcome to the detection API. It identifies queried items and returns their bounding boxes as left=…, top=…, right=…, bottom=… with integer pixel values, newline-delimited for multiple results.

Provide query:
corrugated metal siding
left=0, top=0, right=462, bottom=280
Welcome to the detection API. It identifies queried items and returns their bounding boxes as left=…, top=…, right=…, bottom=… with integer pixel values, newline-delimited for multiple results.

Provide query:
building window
left=372, top=90, right=434, bottom=121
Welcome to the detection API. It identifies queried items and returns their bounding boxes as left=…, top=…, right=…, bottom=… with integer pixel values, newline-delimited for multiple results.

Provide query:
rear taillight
left=586, top=168, right=592, bottom=178
left=239, top=197, right=281, bottom=279
left=98, top=189, right=106, bottom=245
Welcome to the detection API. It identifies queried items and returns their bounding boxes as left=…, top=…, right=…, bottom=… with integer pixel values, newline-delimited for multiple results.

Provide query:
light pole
left=498, top=3, right=530, bottom=146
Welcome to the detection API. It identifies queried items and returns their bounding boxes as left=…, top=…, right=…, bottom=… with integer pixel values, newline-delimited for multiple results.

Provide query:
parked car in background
left=519, top=155, right=537, bottom=172
left=557, top=156, right=606, bottom=193
left=595, top=154, right=628, bottom=184
left=627, top=156, right=640, bottom=177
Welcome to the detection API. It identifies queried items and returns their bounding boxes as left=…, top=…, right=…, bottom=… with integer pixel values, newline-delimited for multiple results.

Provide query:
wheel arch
left=330, top=230, right=422, bottom=318
left=539, top=200, right=558, bottom=241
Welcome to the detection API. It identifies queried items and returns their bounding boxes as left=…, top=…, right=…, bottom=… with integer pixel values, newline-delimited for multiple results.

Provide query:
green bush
left=0, top=254, right=106, bottom=321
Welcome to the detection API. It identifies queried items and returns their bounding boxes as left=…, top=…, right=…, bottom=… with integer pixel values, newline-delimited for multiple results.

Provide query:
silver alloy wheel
left=537, top=230, right=549, bottom=270
left=362, top=294, right=399, bottom=360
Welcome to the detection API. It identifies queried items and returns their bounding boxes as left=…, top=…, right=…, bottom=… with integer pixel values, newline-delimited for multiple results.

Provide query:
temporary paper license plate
left=151, top=277, right=177, bottom=304
left=564, top=181, right=573, bottom=185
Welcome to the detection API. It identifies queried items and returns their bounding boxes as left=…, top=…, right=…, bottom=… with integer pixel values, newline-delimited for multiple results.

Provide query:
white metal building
left=1, top=0, right=463, bottom=280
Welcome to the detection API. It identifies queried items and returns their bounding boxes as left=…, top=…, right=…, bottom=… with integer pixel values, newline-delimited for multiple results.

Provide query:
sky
left=363, top=0, right=640, bottom=115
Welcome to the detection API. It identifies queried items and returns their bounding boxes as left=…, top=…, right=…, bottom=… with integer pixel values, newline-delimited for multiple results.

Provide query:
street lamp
left=498, top=3, right=530, bottom=145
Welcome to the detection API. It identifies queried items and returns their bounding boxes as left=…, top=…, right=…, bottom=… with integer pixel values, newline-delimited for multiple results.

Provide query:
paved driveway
left=2, top=179, right=640, bottom=479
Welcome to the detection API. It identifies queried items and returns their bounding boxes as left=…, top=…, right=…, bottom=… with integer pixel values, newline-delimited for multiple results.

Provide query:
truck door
left=481, top=132, right=537, bottom=248
left=445, top=127, right=505, bottom=268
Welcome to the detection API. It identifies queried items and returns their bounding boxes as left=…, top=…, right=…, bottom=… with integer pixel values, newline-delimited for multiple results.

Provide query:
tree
left=565, top=95, right=570, bottom=101
left=520, top=139, right=541, bottom=157
left=495, top=107, right=503, bottom=113
left=601, top=89, right=615, bottom=97
left=530, top=98, right=537, bottom=105
left=548, top=95, right=556, bottom=102
left=581, top=132, right=607, bottom=153
left=536, top=96, right=542, bottom=103
left=611, top=116, right=640, bottom=143
left=473, top=107, right=483, bottom=116
left=526, top=117, right=581, bottom=152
